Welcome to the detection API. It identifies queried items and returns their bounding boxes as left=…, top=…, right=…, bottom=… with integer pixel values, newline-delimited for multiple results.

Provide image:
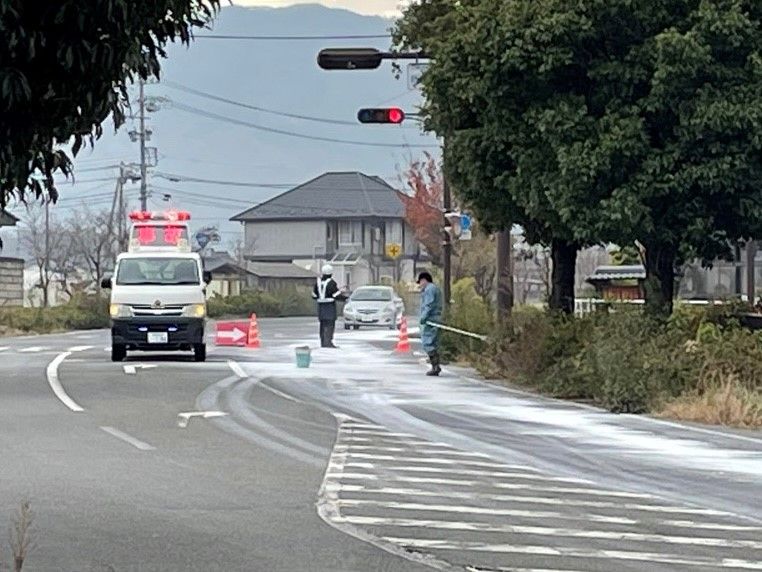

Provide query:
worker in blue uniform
left=417, top=271, right=443, bottom=376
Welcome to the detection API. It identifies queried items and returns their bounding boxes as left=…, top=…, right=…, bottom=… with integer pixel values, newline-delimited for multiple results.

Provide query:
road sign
left=215, top=321, right=249, bottom=346
left=408, top=62, right=429, bottom=89
left=461, top=213, right=473, bottom=241
left=385, top=243, right=403, bottom=259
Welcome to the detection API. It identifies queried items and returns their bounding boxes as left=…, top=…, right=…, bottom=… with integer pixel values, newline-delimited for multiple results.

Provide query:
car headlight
left=344, top=305, right=355, bottom=315
left=384, top=304, right=396, bottom=316
left=183, top=303, right=206, bottom=318
left=109, top=304, right=132, bottom=318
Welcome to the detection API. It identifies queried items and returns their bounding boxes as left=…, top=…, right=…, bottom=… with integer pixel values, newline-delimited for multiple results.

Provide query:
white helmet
left=321, top=264, right=333, bottom=275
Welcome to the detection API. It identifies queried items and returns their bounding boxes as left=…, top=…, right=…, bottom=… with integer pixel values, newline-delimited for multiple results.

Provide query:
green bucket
left=295, top=346, right=312, bottom=368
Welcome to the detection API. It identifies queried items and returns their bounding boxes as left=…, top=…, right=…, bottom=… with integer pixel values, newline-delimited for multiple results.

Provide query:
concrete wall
left=0, top=257, right=23, bottom=307
left=244, top=221, right=326, bottom=259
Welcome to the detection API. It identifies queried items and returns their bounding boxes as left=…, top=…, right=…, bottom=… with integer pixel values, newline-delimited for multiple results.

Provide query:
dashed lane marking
left=100, top=426, right=155, bottom=451
left=68, top=345, right=94, bottom=352
left=19, top=346, right=46, bottom=353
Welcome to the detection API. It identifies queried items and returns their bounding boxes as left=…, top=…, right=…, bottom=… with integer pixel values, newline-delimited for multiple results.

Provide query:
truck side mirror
left=101, top=277, right=112, bottom=289
left=203, top=271, right=212, bottom=284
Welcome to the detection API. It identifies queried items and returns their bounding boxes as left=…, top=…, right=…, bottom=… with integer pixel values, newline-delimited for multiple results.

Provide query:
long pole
left=139, top=79, right=148, bottom=211
left=442, top=147, right=451, bottom=310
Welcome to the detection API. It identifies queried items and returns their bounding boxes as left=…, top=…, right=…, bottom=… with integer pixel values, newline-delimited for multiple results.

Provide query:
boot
left=426, top=351, right=442, bottom=376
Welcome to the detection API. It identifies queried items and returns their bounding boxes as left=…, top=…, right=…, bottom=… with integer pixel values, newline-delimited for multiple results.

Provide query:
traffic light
left=357, top=108, right=406, bottom=124
left=317, top=48, right=384, bottom=70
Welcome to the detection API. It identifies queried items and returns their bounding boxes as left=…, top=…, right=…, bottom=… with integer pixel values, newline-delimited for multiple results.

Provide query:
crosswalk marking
left=342, top=452, right=516, bottom=469
left=336, top=499, right=637, bottom=525
left=335, top=444, right=496, bottom=459
left=381, top=537, right=762, bottom=570
left=334, top=515, right=762, bottom=549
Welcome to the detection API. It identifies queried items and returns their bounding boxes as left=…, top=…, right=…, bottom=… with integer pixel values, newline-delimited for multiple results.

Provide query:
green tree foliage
left=0, top=0, right=220, bottom=208
left=394, top=0, right=762, bottom=316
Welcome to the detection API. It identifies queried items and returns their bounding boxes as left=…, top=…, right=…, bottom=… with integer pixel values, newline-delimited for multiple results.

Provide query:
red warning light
left=388, top=108, right=404, bottom=124
left=163, top=225, right=183, bottom=245
left=136, top=225, right=156, bottom=245
left=129, top=211, right=152, bottom=222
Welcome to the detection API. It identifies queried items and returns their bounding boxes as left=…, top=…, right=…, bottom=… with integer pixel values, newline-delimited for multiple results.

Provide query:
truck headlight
left=183, top=303, right=206, bottom=318
left=109, top=304, right=132, bottom=318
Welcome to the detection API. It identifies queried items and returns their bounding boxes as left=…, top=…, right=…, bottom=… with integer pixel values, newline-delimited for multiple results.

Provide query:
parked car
left=343, top=286, right=405, bottom=330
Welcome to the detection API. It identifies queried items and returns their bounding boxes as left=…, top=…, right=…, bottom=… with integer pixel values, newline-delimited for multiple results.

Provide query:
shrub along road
left=0, top=317, right=760, bottom=571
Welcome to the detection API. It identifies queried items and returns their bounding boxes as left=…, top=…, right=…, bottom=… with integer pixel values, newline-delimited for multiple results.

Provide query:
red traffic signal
left=357, top=108, right=406, bottom=124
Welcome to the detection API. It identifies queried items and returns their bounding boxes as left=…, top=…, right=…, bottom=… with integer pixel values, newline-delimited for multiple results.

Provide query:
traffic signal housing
left=357, top=108, right=406, bottom=124
left=317, top=48, right=384, bottom=70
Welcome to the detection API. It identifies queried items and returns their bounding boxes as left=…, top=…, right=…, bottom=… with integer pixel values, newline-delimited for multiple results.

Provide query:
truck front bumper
left=111, top=317, right=205, bottom=351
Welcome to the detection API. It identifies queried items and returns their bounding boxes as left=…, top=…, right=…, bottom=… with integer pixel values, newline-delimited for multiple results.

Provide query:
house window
left=386, top=220, right=403, bottom=246
left=338, top=221, right=362, bottom=246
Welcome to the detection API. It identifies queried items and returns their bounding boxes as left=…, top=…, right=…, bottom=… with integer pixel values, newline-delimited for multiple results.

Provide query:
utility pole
left=496, top=229, right=514, bottom=320
left=747, top=240, right=757, bottom=305
left=735, top=243, right=743, bottom=297
left=138, top=78, right=148, bottom=211
left=442, top=166, right=452, bottom=310
left=44, top=194, right=50, bottom=308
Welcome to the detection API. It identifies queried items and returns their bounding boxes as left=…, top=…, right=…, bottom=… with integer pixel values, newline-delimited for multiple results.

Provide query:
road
left=0, top=316, right=760, bottom=572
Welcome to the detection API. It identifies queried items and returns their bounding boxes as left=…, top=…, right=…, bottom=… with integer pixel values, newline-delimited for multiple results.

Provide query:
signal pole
left=138, top=79, right=148, bottom=211
left=442, top=158, right=452, bottom=310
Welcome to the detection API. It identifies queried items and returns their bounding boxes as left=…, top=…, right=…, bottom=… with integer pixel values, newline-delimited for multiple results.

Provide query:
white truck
left=102, top=210, right=210, bottom=362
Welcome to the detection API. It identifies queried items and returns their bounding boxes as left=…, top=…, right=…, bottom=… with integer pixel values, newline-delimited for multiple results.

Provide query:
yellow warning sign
left=385, top=243, right=402, bottom=259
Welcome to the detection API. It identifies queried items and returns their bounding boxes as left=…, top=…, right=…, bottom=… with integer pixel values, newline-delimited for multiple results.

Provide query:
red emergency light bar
left=128, top=210, right=191, bottom=222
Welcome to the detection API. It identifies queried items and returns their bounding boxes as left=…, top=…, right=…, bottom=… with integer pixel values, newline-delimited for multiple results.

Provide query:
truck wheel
left=111, top=344, right=126, bottom=362
left=344, top=323, right=350, bottom=330
left=193, top=343, right=206, bottom=362
left=353, top=325, right=360, bottom=330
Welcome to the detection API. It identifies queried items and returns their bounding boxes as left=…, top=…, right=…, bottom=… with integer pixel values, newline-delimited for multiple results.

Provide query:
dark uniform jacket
left=312, top=276, right=345, bottom=321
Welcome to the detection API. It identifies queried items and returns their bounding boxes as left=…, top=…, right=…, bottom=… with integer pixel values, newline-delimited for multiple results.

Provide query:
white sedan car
left=343, top=286, right=405, bottom=330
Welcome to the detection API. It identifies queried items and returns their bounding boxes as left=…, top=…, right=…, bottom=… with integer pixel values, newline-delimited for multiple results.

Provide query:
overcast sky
left=234, top=0, right=405, bottom=17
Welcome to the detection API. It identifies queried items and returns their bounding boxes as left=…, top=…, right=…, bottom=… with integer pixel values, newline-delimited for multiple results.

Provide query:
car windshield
left=351, top=288, right=392, bottom=302
left=116, top=258, right=200, bottom=286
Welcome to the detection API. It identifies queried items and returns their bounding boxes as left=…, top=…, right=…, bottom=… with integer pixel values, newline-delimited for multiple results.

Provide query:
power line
left=193, top=33, right=391, bottom=41
left=154, top=172, right=294, bottom=189
left=163, top=81, right=358, bottom=126
left=171, top=102, right=435, bottom=149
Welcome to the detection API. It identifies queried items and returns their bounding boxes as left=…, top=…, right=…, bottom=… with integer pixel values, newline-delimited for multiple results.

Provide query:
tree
left=395, top=0, right=762, bottom=317
left=0, top=1, right=219, bottom=212
left=400, top=152, right=444, bottom=265
left=21, top=205, right=52, bottom=307
left=69, top=207, right=119, bottom=294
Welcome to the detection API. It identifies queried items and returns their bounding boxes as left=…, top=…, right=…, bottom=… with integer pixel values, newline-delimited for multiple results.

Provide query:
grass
left=660, top=379, right=762, bottom=428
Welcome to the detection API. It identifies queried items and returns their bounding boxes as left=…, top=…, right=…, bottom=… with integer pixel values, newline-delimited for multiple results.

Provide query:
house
left=0, top=209, right=23, bottom=307
left=231, top=172, right=425, bottom=290
left=586, top=265, right=646, bottom=300
left=201, top=250, right=316, bottom=296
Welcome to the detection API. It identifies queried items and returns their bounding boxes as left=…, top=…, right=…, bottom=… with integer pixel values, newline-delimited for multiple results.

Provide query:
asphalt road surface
left=0, top=316, right=760, bottom=572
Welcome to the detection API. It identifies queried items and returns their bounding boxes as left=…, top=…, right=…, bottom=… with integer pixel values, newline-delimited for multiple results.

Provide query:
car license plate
left=147, top=332, right=168, bottom=344
left=360, top=316, right=374, bottom=323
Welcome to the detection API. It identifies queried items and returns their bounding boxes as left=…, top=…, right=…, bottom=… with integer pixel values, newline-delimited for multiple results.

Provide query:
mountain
left=3, top=3, right=437, bottom=254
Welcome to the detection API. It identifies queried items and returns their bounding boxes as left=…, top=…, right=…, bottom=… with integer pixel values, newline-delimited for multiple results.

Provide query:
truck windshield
left=116, top=258, right=200, bottom=286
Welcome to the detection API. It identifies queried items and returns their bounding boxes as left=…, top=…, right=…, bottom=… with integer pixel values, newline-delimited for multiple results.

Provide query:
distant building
left=0, top=210, right=23, bottom=307
left=231, top=172, right=427, bottom=290
left=586, top=265, right=646, bottom=301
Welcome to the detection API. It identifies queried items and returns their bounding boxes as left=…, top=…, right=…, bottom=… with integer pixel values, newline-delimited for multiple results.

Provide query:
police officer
left=417, top=271, right=443, bottom=376
left=312, top=264, right=346, bottom=348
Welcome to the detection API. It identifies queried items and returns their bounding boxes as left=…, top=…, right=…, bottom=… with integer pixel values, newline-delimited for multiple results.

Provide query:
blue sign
left=461, top=213, right=472, bottom=232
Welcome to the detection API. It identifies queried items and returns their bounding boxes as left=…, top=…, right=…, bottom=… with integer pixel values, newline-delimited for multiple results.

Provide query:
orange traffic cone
left=246, top=313, right=261, bottom=349
left=395, top=316, right=411, bottom=353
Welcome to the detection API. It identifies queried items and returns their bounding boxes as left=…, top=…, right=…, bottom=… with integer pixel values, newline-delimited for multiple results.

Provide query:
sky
left=234, top=0, right=405, bottom=17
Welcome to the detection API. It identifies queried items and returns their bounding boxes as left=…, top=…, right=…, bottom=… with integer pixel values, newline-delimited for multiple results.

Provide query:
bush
left=207, top=287, right=315, bottom=319
left=440, top=278, right=494, bottom=360
left=0, top=295, right=110, bottom=334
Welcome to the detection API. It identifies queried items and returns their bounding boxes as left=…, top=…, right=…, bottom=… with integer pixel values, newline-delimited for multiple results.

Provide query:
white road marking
left=227, top=360, right=248, bottom=379
left=342, top=452, right=513, bottom=469
left=100, top=426, right=155, bottom=451
left=68, top=345, right=94, bottom=352
left=20, top=346, right=46, bottom=353
left=336, top=499, right=637, bottom=525
left=331, top=472, right=476, bottom=486
left=347, top=429, right=417, bottom=438
left=337, top=458, right=587, bottom=483
left=382, top=537, right=762, bottom=570
left=333, top=515, right=762, bottom=549
left=664, top=520, right=762, bottom=532
left=177, top=410, right=228, bottom=428
left=334, top=444, right=495, bottom=460
left=0, top=346, right=9, bottom=352
left=45, top=352, right=84, bottom=412
left=327, top=483, right=736, bottom=516
left=122, top=364, right=157, bottom=375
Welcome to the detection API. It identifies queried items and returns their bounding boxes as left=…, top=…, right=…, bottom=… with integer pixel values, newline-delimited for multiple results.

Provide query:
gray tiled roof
left=587, top=265, right=646, bottom=282
left=231, top=172, right=404, bottom=221
left=0, top=209, right=19, bottom=227
left=247, top=261, right=317, bottom=279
